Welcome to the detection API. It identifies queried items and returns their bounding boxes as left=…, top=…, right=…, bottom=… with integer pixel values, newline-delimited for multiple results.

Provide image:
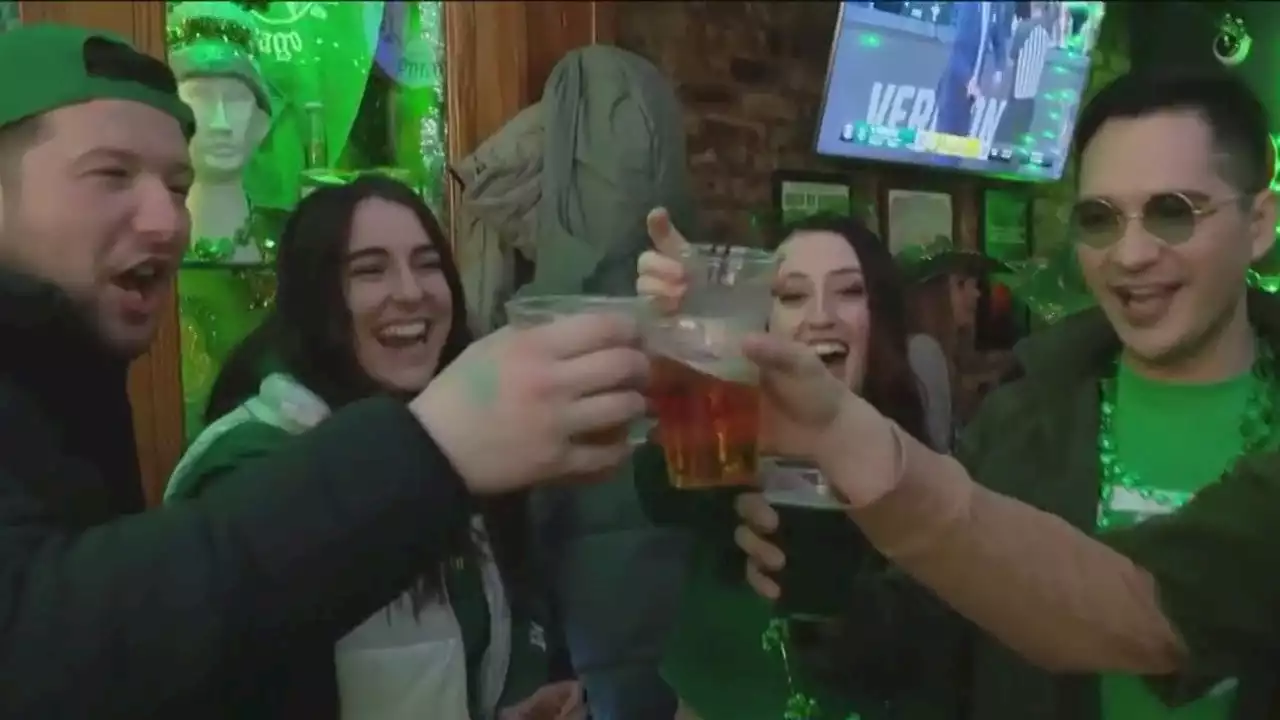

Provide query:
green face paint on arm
left=462, top=353, right=501, bottom=408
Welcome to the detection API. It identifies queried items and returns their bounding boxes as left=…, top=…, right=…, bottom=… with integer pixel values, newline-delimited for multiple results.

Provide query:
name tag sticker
left=1106, top=487, right=1192, bottom=521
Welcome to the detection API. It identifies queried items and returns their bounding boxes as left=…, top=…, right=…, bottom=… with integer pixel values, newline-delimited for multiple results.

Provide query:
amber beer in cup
left=505, top=294, right=655, bottom=445
left=646, top=244, right=775, bottom=489
left=648, top=352, right=759, bottom=488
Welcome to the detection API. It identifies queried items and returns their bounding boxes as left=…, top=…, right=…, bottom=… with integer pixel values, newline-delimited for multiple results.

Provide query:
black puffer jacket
left=0, top=267, right=481, bottom=718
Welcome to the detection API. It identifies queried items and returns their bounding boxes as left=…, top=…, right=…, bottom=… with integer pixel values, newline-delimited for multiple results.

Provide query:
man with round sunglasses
left=709, top=69, right=1280, bottom=719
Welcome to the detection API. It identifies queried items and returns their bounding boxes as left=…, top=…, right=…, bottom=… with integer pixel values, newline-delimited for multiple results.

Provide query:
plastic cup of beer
left=505, top=294, right=655, bottom=446
left=646, top=244, right=776, bottom=489
left=760, top=458, right=869, bottom=620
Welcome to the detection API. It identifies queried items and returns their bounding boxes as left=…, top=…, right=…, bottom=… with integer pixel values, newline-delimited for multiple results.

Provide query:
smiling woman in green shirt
left=165, top=177, right=567, bottom=720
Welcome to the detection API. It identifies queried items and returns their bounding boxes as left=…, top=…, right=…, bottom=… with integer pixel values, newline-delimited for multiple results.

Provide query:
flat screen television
left=814, top=1, right=1107, bottom=182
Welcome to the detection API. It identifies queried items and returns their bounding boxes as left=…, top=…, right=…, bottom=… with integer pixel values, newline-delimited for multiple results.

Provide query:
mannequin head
left=168, top=1, right=271, bottom=186
left=179, top=74, right=269, bottom=183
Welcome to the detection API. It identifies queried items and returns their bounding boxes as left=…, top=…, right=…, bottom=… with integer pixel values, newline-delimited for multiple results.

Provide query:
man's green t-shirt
left=1101, top=360, right=1254, bottom=719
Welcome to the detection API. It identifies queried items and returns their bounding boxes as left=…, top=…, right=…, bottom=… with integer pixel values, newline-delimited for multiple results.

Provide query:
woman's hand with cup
left=637, top=206, right=899, bottom=502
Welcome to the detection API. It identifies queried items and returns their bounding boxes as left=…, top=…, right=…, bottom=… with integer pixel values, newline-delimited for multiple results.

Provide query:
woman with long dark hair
left=632, top=212, right=930, bottom=719
left=165, top=176, right=577, bottom=720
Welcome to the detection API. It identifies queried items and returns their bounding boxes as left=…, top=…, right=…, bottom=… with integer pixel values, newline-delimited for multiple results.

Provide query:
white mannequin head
left=179, top=74, right=269, bottom=184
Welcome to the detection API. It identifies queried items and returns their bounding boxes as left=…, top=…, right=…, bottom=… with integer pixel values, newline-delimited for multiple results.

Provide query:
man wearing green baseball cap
left=0, top=24, right=651, bottom=717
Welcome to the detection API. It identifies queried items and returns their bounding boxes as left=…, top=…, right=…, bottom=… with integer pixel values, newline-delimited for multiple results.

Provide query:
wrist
left=815, top=394, right=904, bottom=509
left=408, top=386, right=473, bottom=490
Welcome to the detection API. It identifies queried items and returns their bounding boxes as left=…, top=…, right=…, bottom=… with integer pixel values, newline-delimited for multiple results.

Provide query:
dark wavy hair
left=204, top=175, right=529, bottom=614
left=769, top=213, right=928, bottom=444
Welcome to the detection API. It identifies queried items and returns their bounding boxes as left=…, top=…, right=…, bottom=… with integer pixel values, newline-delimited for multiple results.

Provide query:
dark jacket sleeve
left=0, top=395, right=471, bottom=717
left=1104, top=450, right=1280, bottom=673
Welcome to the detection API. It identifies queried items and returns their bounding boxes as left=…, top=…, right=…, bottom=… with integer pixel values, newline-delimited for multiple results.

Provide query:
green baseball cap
left=0, top=24, right=195, bottom=138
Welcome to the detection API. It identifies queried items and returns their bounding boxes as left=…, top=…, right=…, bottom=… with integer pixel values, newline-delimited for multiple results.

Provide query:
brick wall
left=617, top=1, right=843, bottom=243
left=616, top=0, right=1131, bottom=254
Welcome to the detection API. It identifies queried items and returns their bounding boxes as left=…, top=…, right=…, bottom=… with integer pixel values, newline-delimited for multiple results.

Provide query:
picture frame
left=771, top=170, right=874, bottom=240
left=883, top=187, right=956, bottom=255
left=981, top=186, right=1034, bottom=262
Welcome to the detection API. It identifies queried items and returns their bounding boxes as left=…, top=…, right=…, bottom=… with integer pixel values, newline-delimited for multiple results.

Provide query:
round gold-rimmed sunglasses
left=1068, top=192, right=1243, bottom=249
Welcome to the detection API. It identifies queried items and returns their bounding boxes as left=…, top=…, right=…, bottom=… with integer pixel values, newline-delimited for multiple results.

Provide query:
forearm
left=0, top=398, right=469, bottom=715
left=835, top=423, right=1184, bottom=674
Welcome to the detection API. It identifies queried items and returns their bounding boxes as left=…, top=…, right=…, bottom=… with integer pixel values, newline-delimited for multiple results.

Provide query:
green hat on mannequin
left=167, top=0, right=272, bottom=115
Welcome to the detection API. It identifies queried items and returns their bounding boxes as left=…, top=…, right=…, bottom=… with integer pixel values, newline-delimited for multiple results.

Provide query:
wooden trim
left=592, top=1, right=617, bottom=45
left=444, top=1, right=612, bottom=266
left=523, top=1, right=612, bottom=100
left=445, top=2, right=529, bottom=164
left=444, top=1, right=530, bottom=258
left=19, top=1, right=161, bottom=44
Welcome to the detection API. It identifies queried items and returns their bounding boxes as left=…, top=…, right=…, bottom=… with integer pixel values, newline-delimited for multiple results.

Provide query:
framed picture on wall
left=884, top=188, right=954, bottom=255
left=982, top=187, right=1033, bottom=262
left=771, top=170, right=856, bottom=231
left=975, top=187, right=1034, bottom=351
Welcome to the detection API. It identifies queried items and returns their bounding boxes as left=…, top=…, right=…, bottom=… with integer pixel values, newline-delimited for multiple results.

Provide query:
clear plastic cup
left=505, top=294, right=656, bottom=446
left=645, top=244, right=776, bottom=489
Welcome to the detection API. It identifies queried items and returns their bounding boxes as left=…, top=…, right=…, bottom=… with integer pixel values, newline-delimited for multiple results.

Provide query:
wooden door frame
left=18, top=0, right=614, bottom=505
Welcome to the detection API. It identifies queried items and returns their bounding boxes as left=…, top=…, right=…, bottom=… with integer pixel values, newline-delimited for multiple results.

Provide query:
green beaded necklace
left=187, top=224, right=254, bottom=264
left=762, top=618, right=861, bottom=720
left=1096, top=338, right=1276, bottom=529
left=185, top=202, right=275, bottom=265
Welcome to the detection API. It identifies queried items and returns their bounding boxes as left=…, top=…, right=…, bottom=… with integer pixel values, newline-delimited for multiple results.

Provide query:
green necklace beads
left=762, top=618, right=862, bottom=720
left=186, top=225, right=253, bottom=264
left=1096, top=339, right=1276, bottom=529
left=184, top=203, right=279, bottom=265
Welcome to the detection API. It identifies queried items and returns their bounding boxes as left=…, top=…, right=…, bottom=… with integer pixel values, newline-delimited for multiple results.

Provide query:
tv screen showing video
left=814, top=1, right=1107, bottom=182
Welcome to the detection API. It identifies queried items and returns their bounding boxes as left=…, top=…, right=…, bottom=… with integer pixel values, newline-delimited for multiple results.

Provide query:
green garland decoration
left=167, top=16, right=256, bottom=56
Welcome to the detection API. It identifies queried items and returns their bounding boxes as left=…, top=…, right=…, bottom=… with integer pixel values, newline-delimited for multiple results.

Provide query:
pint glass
left=646, top=244, right=775, bottom=489
left=505, top=294, right=655, bottom=445
left=761, top=458, right=869, bottom=620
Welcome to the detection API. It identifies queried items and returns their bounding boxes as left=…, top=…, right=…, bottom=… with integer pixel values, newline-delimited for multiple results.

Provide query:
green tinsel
left=167, top=16, right=256, bottom=57
left=762, top=619, right=862, bottom=720
left=415, top=0, right=448, bottom=217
